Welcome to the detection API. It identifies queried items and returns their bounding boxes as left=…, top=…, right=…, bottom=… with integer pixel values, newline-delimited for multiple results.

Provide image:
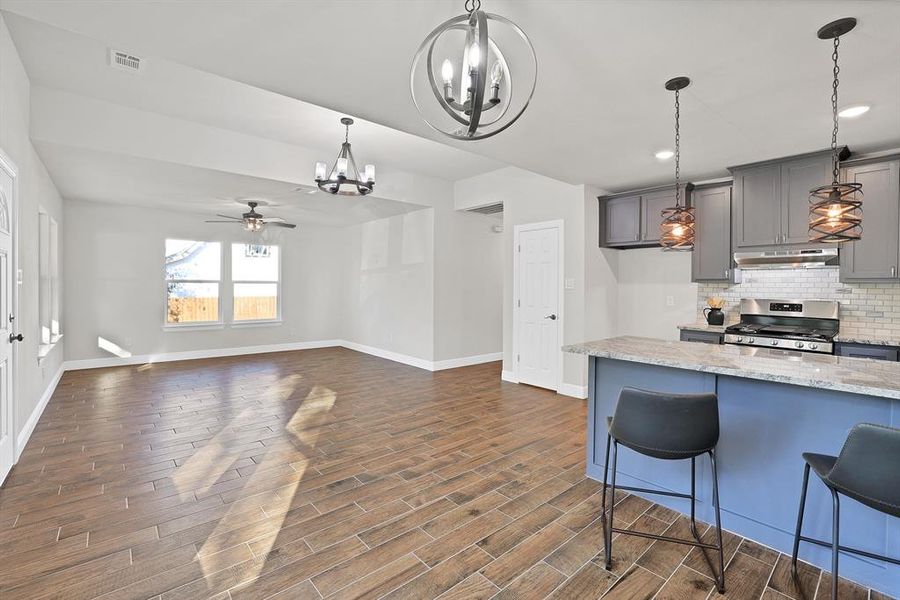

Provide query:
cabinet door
left=781, top=155, right=833, bottom=244
left=836, top=343, right=899, bottom=361
left=640, top=189, right=677, bottom=243
left=692, top=185, right=732, bottom=281
left=604, top=196, right=641, bottom=246
left=840, top=160, right=900, bottom=281
left=733, top=164, right=781, bottom=248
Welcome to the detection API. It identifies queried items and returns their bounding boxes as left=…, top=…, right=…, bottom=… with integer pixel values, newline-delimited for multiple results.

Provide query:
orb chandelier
left=410, top=0, right=536, bottom=140
left=809, top=18, right=863, bottom=243
left=660, top=76, right=695, bottom=251
left=314, top=118, right=375, bottom=196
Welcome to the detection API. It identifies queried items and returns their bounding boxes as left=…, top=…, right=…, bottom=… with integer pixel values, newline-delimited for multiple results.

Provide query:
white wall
left=64, top=200, right=346, bottom=362
left=584, top=186, right=620, bottom=342
left=454, top=167, right=596, bottom=393
left=616, top=248, right=698, bottom=340
left=0, top=13, right=65, bottom=440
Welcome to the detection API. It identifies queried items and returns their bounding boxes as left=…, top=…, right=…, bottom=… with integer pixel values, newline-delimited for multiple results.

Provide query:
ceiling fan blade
left=263, top=216, right=286, bottom=223
left=205, top=220, right=242, bottom=223
left=269, top=222, right=297, bottom=229
left=215, top=214, right=243, bottom=220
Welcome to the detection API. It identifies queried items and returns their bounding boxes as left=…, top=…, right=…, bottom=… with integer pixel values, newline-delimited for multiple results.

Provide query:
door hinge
left=517, top=244, right=521, bottom=252
left=517, top=299, right=520, bottom=307
left=517, top=354, right=520, bottom=362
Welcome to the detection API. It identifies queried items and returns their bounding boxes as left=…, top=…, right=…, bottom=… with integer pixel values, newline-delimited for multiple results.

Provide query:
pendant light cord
left=674, top=88, right=681, bottom=207
left=830, top=35, right=841, bottom=183
left=345, top=123, right=350, bottom=144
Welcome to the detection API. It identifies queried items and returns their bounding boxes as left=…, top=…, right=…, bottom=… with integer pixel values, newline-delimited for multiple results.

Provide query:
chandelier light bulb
left=336, top=157, right=349, bottom=178
left=468, top=43, right=480, bottom=70
left=490, top=61, right=503, bottom=85
left=364, top=164, right=375, bottom=183
left=314, top=161, right=327, bottom=181
left=441, top=59, right=454, bottom=85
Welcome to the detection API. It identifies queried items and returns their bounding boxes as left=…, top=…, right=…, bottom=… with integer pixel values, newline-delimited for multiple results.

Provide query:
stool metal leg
left=830, top=489, right=840, bottom=600
left=791, top=463, right=811, bottom=577
left=710, top=449, right=726, bottom=593
left=604, top=439, right=619, bottom=570
left=689, top=456, right=700, bottom=539
left=601, top=433, right=612, bottom=565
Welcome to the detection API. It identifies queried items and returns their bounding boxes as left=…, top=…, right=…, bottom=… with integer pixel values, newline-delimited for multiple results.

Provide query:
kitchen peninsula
left=564, top=336, right=900, bottom=595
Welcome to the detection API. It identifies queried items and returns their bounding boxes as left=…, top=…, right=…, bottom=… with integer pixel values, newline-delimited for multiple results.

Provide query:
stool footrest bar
left=613, top=484, right=692, bottom=500
left=610, top=526, right=720, bottom=551
left=798, top=535, right=900, bottom=566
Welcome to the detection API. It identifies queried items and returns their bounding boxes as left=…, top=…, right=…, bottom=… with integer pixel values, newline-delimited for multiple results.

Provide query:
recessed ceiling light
left=838, top=105, right=870, bottom=118
left=655, top=150, right=674, bottom=160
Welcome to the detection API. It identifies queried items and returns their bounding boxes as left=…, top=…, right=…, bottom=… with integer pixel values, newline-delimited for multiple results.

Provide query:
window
left=232, top=243, right=280, bottom=322
left=165, top=240, right=221, bottom=325
left=38, top=210, right=61, bottom=357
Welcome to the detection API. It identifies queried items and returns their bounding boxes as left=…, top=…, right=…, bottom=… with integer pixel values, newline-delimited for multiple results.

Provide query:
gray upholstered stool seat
left=792, top=423, right=900, bottom=600
left=602, top=387, right=726, bottom=592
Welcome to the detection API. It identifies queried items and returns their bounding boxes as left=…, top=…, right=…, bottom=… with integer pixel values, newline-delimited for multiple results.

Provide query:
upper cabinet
left=840, top=159, right=900, bottom=282
left=691, top=184, right=733, bottom=282
left=730, top=148, right=848, bottom=250
left=600, top=185, right=692, bottom=248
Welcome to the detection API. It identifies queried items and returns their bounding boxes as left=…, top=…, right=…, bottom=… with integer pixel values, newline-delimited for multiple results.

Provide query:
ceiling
left=3, top=0, right=899, bottom=192
left=33, top=142, right=423, bottom=227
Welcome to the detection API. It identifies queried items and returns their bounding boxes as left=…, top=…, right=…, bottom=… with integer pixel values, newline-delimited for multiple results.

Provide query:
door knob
left=9, top=333, right=23, bottom=343
left=544, top=314, right=557, bottom=320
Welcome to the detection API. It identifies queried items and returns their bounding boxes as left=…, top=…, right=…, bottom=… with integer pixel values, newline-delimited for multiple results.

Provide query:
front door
left=517, top=224, right=560, bottom=391
left=0, top=155, right=16, bottom=484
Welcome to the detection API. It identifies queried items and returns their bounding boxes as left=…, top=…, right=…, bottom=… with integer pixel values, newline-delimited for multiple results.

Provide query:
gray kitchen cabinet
left=782, top=155, right=834, bottom=244
left=731, top=148, right=847, bottom=250
left=640, top=189, right=676, bottom=244
left=691, top=184, right=733, bottom=281
left=733, top=163, right=780, bottom=248
left=679, top=330, right=723, bottom=344
left=836, top=343, right=899, bottom=361
left=840, top=159, right=900, bottom=282
left=604, top=195, right=641, bottom=246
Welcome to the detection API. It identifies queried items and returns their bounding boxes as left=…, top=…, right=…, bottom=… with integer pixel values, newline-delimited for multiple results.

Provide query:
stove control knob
left=736, top=336, right=744, bottom=343
left=748, top=337, right=755, bottom=344
left=795, top=341, right=804, bottom=349
left=809, top=343, right=818, bottom=350
left=771, top=340, right=779, bottom=346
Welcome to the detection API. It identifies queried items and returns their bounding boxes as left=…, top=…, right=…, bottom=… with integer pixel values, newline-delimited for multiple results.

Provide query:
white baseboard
left=432, top=352, right=502, bottom=371
left=17, top=363, right=64, bottom=461
left=501, top=369, right=518, bottom=383
left=64, top=340, right=502, bottom=374
left=64, top=340, right=344, bottom=371
left=558, top=383, right=588, bottom=399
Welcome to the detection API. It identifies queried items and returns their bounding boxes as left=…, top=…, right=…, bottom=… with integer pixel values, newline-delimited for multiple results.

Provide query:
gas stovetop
left=722, top=299, right=839, bottom=354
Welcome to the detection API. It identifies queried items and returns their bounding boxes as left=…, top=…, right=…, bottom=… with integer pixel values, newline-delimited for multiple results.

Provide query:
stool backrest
left=827, top=423, right=900, bottom=515
left=611, top=387, right=719, bottom=459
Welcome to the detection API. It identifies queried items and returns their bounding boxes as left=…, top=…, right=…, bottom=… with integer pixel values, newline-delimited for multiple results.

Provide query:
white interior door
left=0, top=161, right=15, bottom=483
left=517, top=225, right=560, bottom=390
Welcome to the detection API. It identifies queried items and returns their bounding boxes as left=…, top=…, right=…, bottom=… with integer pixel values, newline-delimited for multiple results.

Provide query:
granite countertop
left=678, top=322, right=900, bottom=347
left=563, top=336, right=900, bottom=399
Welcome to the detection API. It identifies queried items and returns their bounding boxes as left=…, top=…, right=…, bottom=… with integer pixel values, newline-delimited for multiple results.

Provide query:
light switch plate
left=666, top=295, right=675, bottom=307
left=564, top=278, right=575, bottom=290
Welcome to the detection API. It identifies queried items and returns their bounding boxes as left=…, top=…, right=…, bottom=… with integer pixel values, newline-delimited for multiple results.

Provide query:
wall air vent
left=108, top=48, right=143, bottom=73
left=465, top=202, right=503, bottom=215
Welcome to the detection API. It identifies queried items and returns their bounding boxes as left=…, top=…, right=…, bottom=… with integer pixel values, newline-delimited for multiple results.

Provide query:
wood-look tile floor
left=0, top=348, right=893, bottom=600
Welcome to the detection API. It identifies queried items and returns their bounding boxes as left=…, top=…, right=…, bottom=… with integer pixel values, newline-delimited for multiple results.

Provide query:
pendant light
left=809, top=18, right=863, bottom=243
left=410, top=0, right=536, bottom=140
left=314, top=118, right=375, bottom=196
left=660, top=76, right=694, bottom=251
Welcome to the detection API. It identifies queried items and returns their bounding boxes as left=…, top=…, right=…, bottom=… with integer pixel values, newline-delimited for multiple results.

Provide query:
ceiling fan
left=205, top=201, right=297, bottom=232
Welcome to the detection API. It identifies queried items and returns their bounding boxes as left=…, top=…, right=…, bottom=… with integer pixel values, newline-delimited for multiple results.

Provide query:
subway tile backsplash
left=696, top=267, right=900, bottom=340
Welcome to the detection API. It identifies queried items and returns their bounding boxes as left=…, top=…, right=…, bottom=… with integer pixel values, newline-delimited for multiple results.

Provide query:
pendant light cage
left=660, top=76, right=694, bottom=251
left=410, top=0, right=536, bottom=141
left=314, top=118, right=375, bottom=196
left=809, top=18, right=863, bottom=243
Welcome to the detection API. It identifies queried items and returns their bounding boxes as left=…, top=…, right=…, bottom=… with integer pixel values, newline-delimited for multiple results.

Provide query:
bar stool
left=791, top=423, right=900, bottom=600
left=602, top=386, right=726, bottom=593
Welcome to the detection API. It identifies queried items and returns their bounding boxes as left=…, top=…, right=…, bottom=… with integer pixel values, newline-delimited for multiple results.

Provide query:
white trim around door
left=0, top=147, right=19, bottom=484
left=512, top=219, right=565, bottom=392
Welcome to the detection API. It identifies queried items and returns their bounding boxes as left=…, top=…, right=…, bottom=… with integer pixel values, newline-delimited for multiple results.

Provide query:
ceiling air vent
left=108, top=48, right=143, bottom=73
left=465, top=202, right=503, bottom=215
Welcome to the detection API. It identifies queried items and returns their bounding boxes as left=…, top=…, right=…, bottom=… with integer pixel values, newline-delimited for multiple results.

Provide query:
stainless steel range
left=723, top=299, right=840, bottom=354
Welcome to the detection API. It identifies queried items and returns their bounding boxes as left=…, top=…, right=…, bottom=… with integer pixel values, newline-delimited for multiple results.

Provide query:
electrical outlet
left=666, top=295, right=675, bottom=307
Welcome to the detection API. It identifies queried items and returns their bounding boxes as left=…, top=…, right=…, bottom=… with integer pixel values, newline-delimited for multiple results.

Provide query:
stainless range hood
left=733, top=247, right=839, bottom=270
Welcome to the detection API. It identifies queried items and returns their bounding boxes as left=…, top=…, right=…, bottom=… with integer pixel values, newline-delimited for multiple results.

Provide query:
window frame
left=163, top=239, right=224, bottom=329
left=230, top=242, right=282, bottom=326
left=38, top=209, right=62, bottom=359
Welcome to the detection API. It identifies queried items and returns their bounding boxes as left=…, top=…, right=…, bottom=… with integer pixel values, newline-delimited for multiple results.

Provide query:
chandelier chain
left=464, top=0, right=481, bottom=14
left=830, top=35, right=840, bottom=182
left=674, top=88, right=681, bottom=207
